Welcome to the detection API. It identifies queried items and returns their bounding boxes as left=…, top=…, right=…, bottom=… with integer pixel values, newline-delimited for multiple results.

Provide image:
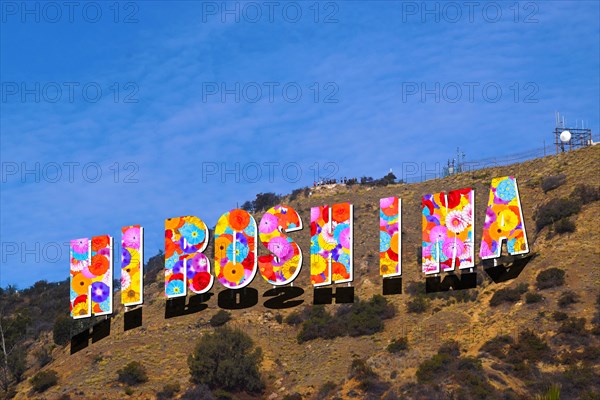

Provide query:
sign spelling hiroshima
left=69, top=176, right=528, bottom=320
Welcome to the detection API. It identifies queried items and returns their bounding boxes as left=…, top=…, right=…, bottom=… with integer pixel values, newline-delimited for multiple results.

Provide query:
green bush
left=209, top=310, right=231, bottom=327
left=489, top=287, right=523, bottom=307
left=480, top=335, right=514, bottom=359
left=274, top=313, right=283, bottom=324
left=558, top=290, right=579, bottom=307
left=284, top=311, right=304, bottom=326
left=53, top=314, right=71, bottom=346
left=554, top=218, right=576, bottom=234
left=416, top=353, right=452, bottom=383
left=317, top=381, right=337, bottom=398
left=513, top=330, right=550, bottom=363
left=282, top=393, right=302, bottom=400
left=558, top=317, right=586, bottom=336
left=296, top=296, right=395, bottom=343
left=387, top=337, right=409, bottom=354
left=157, top=382, right=181, bottom=399
left=188, top=327, right=264, bottom=393
left=349, top=358, right=389, bottom=395
left=34, top=346, right=53, bottom=367
left=552, top=311, right=568, bottom=321
left=526, top=292, right=544, bottom=304
left=438, top=340, right=461, bottom=357
left=117, top=361, right=148, bottom=385
left=406, top=295, right=430, bottom=314
left=535, top=198, right=581, bottom=232
left=30, top=370, right=58, bottom=393
left=181, top=384, right=216, bottom=400
left=541, top=174, right=566, bottom=193
left=536, top=268, right=565, bottom=289
left=572, top=184, right=600, bottom=204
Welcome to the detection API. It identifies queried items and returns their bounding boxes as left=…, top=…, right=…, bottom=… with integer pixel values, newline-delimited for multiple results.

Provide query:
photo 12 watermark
left=201, top=1, right=339, bottom=24
left=400, top=82, right=539, bottom=104
left=400, top=2, right=539, bottom=24
left=1, top=1, right=139, bottom=24
left=1, top=82, right=139, bottom=104
left=201, top=81, right=339, bottom=104
left=1, top=162, right=140, bottom=184
left=201, top=161, right=339, bottom=184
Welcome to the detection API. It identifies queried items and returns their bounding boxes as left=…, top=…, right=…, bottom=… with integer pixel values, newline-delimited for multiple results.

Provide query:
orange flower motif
left=332, top=203, right=351, bottom=223
left=164, top=238, right=178, bottom=258
left=72, top=273, right=91, bottom=295
left=488, top=221, right=508, bottom=242
left=91, top=235, right=109, bottom=252
left=165, top=217, right=183, bottom=231
left=215, top=235, right=232, bottom=259
left=222, top=262, right=244, bottom=283
left=390, top=233, right=399, bottom=253
left=331, top=261, right=347, bottom=276
left=89, top=254, right=109, bottom=276
left=229, top=210, right=250, bottom=231
left=280, top=208, right=301, bottom=228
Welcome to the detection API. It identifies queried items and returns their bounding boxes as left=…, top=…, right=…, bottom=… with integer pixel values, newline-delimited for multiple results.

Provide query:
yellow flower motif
left=499, top=209, right=519, bottom=232
left=215, top=216, right=229, bottom=235
left=129, top=248, right=140, bottom=268
left=259, top=231, right=279, bottom=244
left=73, top=302, right=89, bottom=316
left=281, top=262, right=298, bottom=279
left=130, top=272, right=141, bottom=289
left=185, top=216, right=205, bottom=230
left=123, top=288, right=139, bottom=304
left=317, top=235, right=336, bottom=251
left=332, top=273, right=346, bottom=281
left=311, top=254, right=328, bottom=275
left=380, top=259, right=395, bottom=275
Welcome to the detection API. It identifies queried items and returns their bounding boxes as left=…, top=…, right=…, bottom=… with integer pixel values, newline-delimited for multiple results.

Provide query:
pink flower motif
left=429, top=225, right=448, bottom=243
left=380, top=197, right=395, bottom=209
left=310, top=207, right=322, bottom=223
left=445, top=210, right=468, bottom=234
left=121, top=270, right=131, bottom=289
left=123, top=227, right=141, bottom=249
left=259, top=213, right=278, bottom=234
left=268, top=237, right=293, bottom=259
left=422, top=245, right=432, bottom=258
left=81, top=266, right=96, bottom=279
left=462, top=203, right=473, bottom=224
left=484, top=207, right=496, bottom=229
left=479, top=241, right=494, bottom=258
left=442, top=238, right=466, bottom=259
left=191, top=254, right=208, bottom=271
left=71, top=238, right=88, bottom=254
left=423, top=259, right=438, bottom=273
left=339, top=228, right=351, bottom=249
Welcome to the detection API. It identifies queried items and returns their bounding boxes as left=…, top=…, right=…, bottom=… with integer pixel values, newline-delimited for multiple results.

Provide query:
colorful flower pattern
left=121, top=225, right=143, bottom=306
left=480, top=176, right=529, bottom=259
left=422, top=188, right=474, bottom=274
left=165, top=216, right=213, bottom=298
left=258, top=205, right=303, bottom=285
left=310, top=203, right=353, bottom=286
left=214, top=209, right=257, bottom=289
left=70, top=235, right=113, bottom=318
left=380, top=197, right=401, bottom=277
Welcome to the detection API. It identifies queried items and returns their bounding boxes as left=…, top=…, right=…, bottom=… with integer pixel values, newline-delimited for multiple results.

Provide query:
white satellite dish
left=560, top=130, right=571, bottom=143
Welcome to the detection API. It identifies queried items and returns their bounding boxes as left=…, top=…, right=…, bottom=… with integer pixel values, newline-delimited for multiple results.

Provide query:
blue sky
left=1, top=1, right=599, bottom=288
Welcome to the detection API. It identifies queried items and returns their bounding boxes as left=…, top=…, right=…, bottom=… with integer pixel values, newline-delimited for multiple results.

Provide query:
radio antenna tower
left=554, top=112, right=593, bottom=154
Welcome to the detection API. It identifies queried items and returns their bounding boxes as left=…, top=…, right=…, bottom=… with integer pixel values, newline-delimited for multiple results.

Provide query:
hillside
left=2, top=145, right=600, bottom=400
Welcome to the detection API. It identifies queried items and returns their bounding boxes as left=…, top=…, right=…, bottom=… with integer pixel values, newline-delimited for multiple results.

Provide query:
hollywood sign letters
left=70, top=176, right=529, bottom=319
